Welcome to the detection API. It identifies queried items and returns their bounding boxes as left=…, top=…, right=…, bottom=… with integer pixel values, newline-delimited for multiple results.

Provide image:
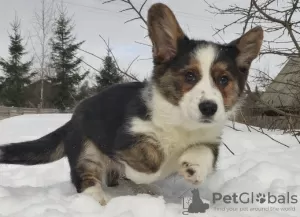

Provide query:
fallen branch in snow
left=238, top=110, right=252, bottom=132
left=230, top=116, right=292, bottom=148
left=247, top=125, right=290, bottom=148
left=222, top=141, right=235, bottom=155
left=225, top=125, right=242, bottom=132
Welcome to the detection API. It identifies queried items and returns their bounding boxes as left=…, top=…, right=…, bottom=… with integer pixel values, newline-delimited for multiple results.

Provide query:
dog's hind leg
left=71, top=140, right=112, bottom=205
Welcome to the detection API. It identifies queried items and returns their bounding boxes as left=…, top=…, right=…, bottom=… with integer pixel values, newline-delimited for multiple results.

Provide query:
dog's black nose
left=198, top=100, right=217, bottom=117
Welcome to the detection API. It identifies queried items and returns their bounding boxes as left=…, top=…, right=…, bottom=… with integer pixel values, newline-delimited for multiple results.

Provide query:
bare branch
left=222, top=142, right=235, bottom=155
left=78, top=48, right=104, bottom=61
left=73, top=55, right=100, bottom=74
left=251, top=0, right=285, bottom=25
left=104, top=0, right=147, bottom=25
left=242, top=0, right=254, bottom=34
left=134, top=41, right=151, bottom=47
left=140, top=25, right=147, bottom=30
left=103, top=0, right=117, bottom=4
left=124, top=55, right=140, bottom=73
left=247, top=124, right=290, bottom=148
left=119, top=8, right=133, bottom=12
left=124, top=17, right=140, bottom=24
left=139, top=0, right=148, bottom=13
left=251, top=0, right=300, bottom=53
left=99, top=34, right=140, bottom=82
left=225, top=124, right=242, bottom=132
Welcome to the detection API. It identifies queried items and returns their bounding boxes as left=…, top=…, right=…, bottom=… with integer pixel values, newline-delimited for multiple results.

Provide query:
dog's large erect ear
left=147, top=3, right=185, bottom=63
left=229, top=26, right=263, bottom=72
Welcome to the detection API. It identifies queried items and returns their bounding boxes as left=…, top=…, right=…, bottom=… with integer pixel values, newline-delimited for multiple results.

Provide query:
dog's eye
left=184, top=71, right=197, bottom=84
left=219, top=75, right=229, bottom=87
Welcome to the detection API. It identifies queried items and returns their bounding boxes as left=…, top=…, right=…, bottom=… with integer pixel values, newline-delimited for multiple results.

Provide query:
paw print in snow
left=256, top=193, right=266, bottom=204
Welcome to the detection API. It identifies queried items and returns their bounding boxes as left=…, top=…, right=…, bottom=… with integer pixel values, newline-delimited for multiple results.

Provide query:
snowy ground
left=0, top=114, right=300, bottom=217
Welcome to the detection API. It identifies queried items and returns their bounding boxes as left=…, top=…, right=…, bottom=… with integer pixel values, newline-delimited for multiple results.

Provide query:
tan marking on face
left=154, top=57, right=201, bottom=105
left=211, top=62, right=239, bottom=110
left=212, top=62, right=227, bottom=72
left=180, top=57, right=202, bottom=94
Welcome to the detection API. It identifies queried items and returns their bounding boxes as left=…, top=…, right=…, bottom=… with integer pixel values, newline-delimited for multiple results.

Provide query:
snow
left=0, top=114, right=300, bottom=217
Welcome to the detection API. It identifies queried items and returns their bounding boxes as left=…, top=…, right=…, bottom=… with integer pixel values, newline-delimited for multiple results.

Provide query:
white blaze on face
left=179, top=45, right=226, bottom=125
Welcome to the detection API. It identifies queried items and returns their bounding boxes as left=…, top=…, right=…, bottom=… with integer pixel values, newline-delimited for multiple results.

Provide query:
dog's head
left=147, top=3, right=263, bottom=128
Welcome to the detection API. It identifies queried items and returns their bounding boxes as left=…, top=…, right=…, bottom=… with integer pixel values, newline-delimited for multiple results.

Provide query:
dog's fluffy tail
left=0, top=121, right=71, bottom=165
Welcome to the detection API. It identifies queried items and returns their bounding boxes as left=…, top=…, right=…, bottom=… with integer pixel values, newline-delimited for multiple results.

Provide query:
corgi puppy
left=0, top=3, right=263, bottom=205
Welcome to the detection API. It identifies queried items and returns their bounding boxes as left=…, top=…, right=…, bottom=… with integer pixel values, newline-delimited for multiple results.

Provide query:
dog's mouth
left=200, top=118, right=213, bottom=124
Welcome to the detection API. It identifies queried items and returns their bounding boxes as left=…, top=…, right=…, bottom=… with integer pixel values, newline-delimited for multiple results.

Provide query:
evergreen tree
left=0, top=16, right=34, bottom=107
left=95, top=53, right=123, bottom=91
left=75, top=80, right=96, bottom=102
left=49, top=7, right=87, bottom=111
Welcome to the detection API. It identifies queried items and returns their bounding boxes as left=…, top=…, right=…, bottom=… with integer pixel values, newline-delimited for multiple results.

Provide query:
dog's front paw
left=178, top=161, right=209, bottom=185
left=178, top=146, right=214, bottom=185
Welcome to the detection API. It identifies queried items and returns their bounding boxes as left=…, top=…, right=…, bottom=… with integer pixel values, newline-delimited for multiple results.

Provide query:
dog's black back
left=72, top=81, right=148, bottom=155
